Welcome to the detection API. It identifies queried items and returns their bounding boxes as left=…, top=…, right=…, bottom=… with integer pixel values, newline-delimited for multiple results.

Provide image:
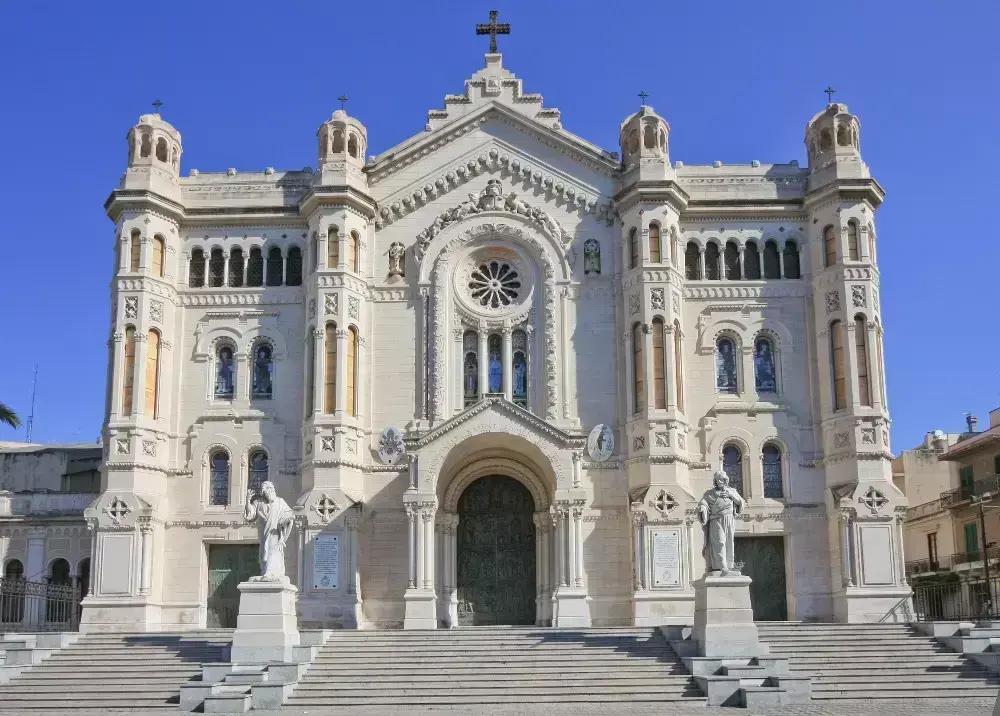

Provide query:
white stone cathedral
left=82, top=48, right=909, bottom=633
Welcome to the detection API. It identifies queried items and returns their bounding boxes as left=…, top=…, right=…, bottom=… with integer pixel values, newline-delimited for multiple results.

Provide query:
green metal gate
left=206, top=544, right=259, bottom=628
left=734, top=536, right=788, bottom=621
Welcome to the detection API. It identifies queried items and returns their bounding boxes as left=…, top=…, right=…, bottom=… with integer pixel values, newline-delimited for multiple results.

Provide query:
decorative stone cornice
left=180, top=290, right=306, bottom=307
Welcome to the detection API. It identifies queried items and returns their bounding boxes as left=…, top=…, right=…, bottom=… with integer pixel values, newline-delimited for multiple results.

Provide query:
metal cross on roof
left=152, top=99, right=163, bottom=113
left=824, top=86, right=837, bottom=104
left=337, top=95, right=348, bottom=111
left=476, top=10, right=510, bottom=54
left=638, top=90, right=649, bottom=105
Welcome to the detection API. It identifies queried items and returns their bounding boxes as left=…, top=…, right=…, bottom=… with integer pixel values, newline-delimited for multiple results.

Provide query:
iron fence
left=0, top=577, right=81, bottom=632
left=913, top=576, right=1000, bottom=621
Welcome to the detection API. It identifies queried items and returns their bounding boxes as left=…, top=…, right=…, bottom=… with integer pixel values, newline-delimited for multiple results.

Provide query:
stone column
left=223, top=252, right=230, bottom=286
left=866, top=321, right=882, bottom=409
left=777, top=245, right=785, bottom=278
left=139, top=521, right=153, bottom=595
left=415, top=506, right=426, bottom=590
left=133, top=332, right=148, bottom=417
left=422, top=504, right=436, bottom=591
left=740, top=345, right=755, bottom=401
left=534, top=513, right=545, bottom=625
left=571, top=451, right=582, bottom=489
left=404, top=498, right=438, bottom=629
left=622, top=330, right=634, bottom=415
left=844, top=322, right=860, bottom=408
left=502, top=328, right=513, bottom=401
left=632, top=512, right=646, bottom=592
left=346, top=515, right=360, bottom=597
left=699, top=248, right=706, bottom=279
left=567, top=505, right=578, bottom=587
left=738, top=245, right=745, bottom=279
left=895, top=515, right=908, bottom=587
left=406, top=505, right=417, bottom=589
left=453, top=328, right=464, bottom=413
left=25, top=529, right=46, bottom=625
left=447, top=514, right=459, bottom=627
left=318, top=231, right=327, bottom=271
left=554, top=508, right=566, bottom=588
left=840, top=513, right=855, bottom=587
left=573, top=504, right=584, bottom=589
left=525, top=326, right=535, bottom=412
left=108, top=333, right=125, bottom=420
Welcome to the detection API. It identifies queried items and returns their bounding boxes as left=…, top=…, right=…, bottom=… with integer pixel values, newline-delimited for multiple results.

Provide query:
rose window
left=468, top=261, right=521, bottom=309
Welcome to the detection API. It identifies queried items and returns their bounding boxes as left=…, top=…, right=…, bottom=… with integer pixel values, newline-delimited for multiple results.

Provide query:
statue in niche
left=388, top=242, right=405, bottom=277
left=697, top=471, right=747, bottom=576
left=252, top=345, right=273, bottom=399
left=583, top=238, right=601, bottom=275
left=488, top=341, right=502, bottom=393
left=243, top=481, right=295, bottom=581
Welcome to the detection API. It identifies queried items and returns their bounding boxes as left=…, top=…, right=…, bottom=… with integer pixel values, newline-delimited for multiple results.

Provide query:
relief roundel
left=454, top=246, right=533, bottom=317
left=587, top=425, right=614, bottom=463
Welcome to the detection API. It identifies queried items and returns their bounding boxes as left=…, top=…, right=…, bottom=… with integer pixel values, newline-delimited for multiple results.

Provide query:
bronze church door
left=207, top=544, right=259, bottom=628
left=734, top=536, right=788, bottom=621
left=456, top=476, right=536, bottom=626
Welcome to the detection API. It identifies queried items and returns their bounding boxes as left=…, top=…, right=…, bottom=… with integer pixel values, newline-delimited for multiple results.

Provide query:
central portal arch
left=456, top=475, right=536, bottom=626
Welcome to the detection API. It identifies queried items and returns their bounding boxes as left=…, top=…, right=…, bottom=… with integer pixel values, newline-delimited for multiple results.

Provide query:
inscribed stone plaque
left=859, top=524, right=894, bottom=585
left=312, top=534, right=340, bottom=590
left=100, top=534, right=133, bottom=595
left=650, top=528, right=680, bottom=587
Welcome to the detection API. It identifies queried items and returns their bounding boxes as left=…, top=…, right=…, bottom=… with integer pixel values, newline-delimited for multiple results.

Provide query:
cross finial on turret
left=476, top=10, right=510, bottom=54
left=152, top=98, right=163, bottom=113
left=337, top=95, right=348, bottom=111
left=638, top=90, right=648, bottom=106
left=824, top=86, right=837, bottom=104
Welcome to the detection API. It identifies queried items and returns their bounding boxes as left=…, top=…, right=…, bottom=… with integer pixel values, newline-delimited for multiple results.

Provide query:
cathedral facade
left=82, top=50, right=908, bottom=632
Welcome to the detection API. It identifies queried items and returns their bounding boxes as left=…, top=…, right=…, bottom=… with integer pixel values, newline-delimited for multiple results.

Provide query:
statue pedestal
left=231, top=579, right=300, bottom=664
left=691, top=574, right=760, bottom=658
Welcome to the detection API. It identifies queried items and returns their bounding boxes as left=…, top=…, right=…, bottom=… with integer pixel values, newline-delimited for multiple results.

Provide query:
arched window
left=649, top=224, right=661, bottom=263
left=215, top=344, right=235, bottom=399
left=324, top=323, right=337, bottom=413
left=76, top=558, right=91, bottom=599
left=716, top=337, right=738, bottom=394
left=306, top=326, right=315, bottom=415
left=722, top=444, right=744, bottom=495
left=46, top=558, right=72, bottom=623
left=2, top=559, right=25, bottom=624
left=248, top=450, right=268, bottom=492
left=819, top=128, right=833, bottom=151
left=327, top=227, right=340, bottom=268
left=763, top=240, right=780, bottom=279
left=332, top=130, right=344, bottom=153
left=228, top=247, right=244, bottom=287
left=189, top=248, right=206, bottom=287
left=348, top=134, right=358, bottom=158
left=628, top=129, right=639, bottom=154
left=632, top=323, right=644, bottom=414
left=823, top=225, right=837, bottom=268
left=49, top=559, right=71, bottom=587
left=855, top=316, right=871, bottom=407
left=208, top=248, right=225, bottom=287
left=129, top=230, right=141, bottom=272
left=210, top=450, right=230, bottom=506
left=463, top=330, right=479, bottom=407
left=629, top=228, right=639, bottom=269
left=145, top=330, right=161, bottom=418
left=643, top=124, right=656, bottom=149
left=247, top=247, right=264, bottom=287
left=705, top=243, right=721, bottom=280
left=265, top=247, right=283, bottom=286
left=652, top=318, right=666, bottom=409
left=837, top=124, right=850, bottom=147
left=122, top=326, right=136, bottom=416
left=512, top=329, right=528, bottom=409
left=762, top=444, right=784, bottom=498
left=724, top=241, right=741, bottom=280
left=847, top=221, right=860, bottom=260
left=488, top=334, right=503, bottom=394
left=830, top=320, right=846, bottom=410
left=743, top=241, right=761, bottom=280
left=346, top=326, right=358, bottom=417
left=155, top=138, right=168, bottom=162
left=674, top=320, right=684, bottom=412
left=152, top=236, right=165, bottom=278
left=348, top=231, right=360, bottom=273
left=286, top=246, right=303, bottom=286
left=251, top=343, right=273, bottom=400
left=783, top=241, right=801, bottom=279
left=139, top=133, right=152, bottom=158
left=754, top=337, right=777, bottom=394
left=685, top=242, right=701, bottom=280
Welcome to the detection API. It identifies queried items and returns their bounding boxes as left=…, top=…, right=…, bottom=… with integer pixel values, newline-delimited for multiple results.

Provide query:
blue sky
left=0, top=1, right=997, bottom=448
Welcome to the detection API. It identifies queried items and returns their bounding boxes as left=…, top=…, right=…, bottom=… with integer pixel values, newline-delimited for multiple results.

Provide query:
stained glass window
left=248, top=451, right=268, bottom=492
left=327, top=227, right=340, bottom=268
left=652, top=319, right=666, bottom=409
left=247, top=248, right=264, bottom=287
left=716, top=338, right=738, bottom=393
left=349, top=232, right=360, bottom=273
left=252, top=344, right=273, bottom=399
left=722, top=444, right=744, bottom=495
left=210, top=451, right=230, bottom=506
left=152, top=236, right=165, bottom=278
left=215, top=346, right=235, bottom=399
left=754, top=338, right=777, bottom=393
left=469, top=262, right=520, bottom=308
left=488, top=335, right=503, bottom=393
left=129, top=231, right=141, bottom=272
left=512, top=329, right=527, bottom=408
left=649, top=224, right=661, bottom=263
left=762, top=444, right=784, bottom=498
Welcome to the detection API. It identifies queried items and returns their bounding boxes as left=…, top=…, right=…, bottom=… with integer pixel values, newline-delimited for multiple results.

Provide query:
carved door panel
left=457, top=476, right=536, bottom=626
left=734, top=536, right=787, bottom=621
left=207, top=545, right=259, bottom=628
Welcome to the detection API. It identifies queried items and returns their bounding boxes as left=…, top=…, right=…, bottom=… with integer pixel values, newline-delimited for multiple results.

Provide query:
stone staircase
left=0, top=630, right=232, bottom=712
left=757, top=622, right=1000, bottom=700
left=287, top=627, right=705, bottom=707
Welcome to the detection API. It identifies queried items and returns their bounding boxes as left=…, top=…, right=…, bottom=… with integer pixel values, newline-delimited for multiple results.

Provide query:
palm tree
left=0, top=402, right=21, bottom=430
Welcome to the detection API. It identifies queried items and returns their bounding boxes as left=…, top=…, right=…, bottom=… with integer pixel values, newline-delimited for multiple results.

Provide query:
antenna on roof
left=25, top=365, right=38, bottom=442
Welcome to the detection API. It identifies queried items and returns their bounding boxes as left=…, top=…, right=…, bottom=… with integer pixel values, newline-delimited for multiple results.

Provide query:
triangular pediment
left=408, top=397, right=584, bottom=452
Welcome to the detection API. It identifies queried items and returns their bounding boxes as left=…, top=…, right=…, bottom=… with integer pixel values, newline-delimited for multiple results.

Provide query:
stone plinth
left=691, top=574, right=760, bottom=658
left=231, top=579, right=300, bottom=664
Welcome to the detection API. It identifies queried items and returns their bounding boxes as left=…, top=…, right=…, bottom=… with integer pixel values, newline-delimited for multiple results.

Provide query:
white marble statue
left=697, top=471, right=747, bottom=575
left=243, top=481, right=295, bottom=581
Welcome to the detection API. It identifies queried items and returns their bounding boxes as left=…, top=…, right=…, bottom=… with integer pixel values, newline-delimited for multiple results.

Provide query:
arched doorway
left=456, top=475, right=536, bottom=626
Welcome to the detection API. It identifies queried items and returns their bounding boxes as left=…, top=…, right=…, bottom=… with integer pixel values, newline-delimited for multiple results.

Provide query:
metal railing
left=941, top=474, right=1000, bottom=508
left=906, top=556, right=952, bottom=576
left=952, top=545, right=1000, bottom=567
left=0, top=577, right=81, bottom=632
left=913, top=576, right=1000, bottom=621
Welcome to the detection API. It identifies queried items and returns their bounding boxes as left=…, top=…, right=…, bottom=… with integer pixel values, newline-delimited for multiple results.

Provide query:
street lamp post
left=971, top=492, right=995, bottom=618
